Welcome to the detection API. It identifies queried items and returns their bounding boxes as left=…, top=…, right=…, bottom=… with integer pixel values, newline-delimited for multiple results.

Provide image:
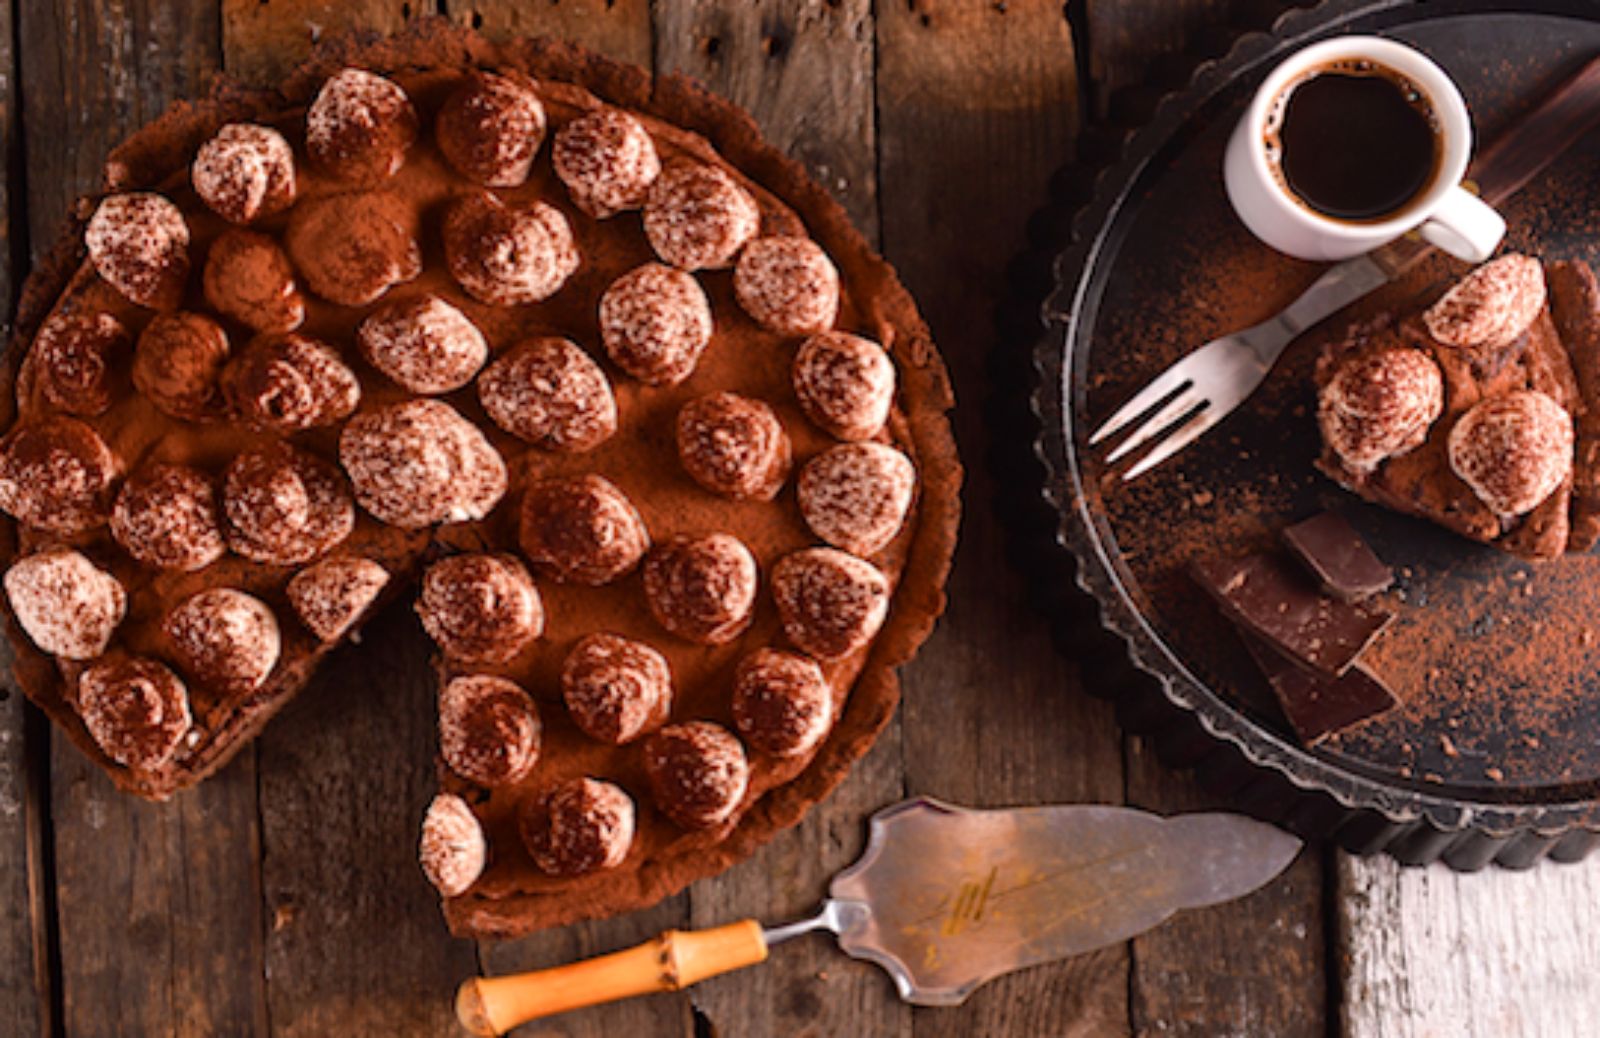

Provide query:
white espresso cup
left=1223, top=36, right=1504, bottom=262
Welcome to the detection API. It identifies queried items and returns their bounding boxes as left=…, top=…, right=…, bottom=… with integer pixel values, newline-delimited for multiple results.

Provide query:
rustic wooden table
left=3, top=1, right=1599, bottom=1035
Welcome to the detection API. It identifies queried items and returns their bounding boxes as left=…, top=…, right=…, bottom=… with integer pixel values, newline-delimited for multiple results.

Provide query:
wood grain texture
left=50, top=750, right=268, bottom=1037
left=18, top=0, right=222, bottom=251
left=14, top=5, right=269, bottom=1036
left=449, top=0, right=653, bottom=68
left=876, top=3, right=1129, bottom=1035
left=256, top=605, right=479, bottom=1036
left=1339, top=853, right=1600, bottom=1038
left=1125, top=739, right=1325, bottom=1037
left=654, top=5, right=904, bottom=1034
left=0, top=0, right=18, bottom=315
left=0, top=2, right=46, bottom=1031
left=222, top=0, right=421, bottom=86
left=654, top=0, right=878, bottom=238
left=0, top=681, right=46, bottom=1038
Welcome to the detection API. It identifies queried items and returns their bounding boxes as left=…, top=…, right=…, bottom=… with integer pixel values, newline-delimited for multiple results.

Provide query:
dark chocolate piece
left=1190, top=553, right=1393, bottom=676
left=1281, top=511, right=1393, bottom=602
left=1241, top=635, right=1398, bottom=746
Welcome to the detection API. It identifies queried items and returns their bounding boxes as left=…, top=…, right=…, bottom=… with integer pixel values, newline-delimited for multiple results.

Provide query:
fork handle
left=1373, top=55, right=1600, bottom=276
left=455, top=920, right=768, bottom=1035
left=1232, top=255, right=1391, bottom=376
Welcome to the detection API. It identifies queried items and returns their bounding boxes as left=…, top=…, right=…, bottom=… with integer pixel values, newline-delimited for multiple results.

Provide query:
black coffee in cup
left=1263, top=59, right=1442, bottom=222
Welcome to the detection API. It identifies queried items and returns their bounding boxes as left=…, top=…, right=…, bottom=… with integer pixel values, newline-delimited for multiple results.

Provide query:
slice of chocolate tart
left=1314, top=253, right=1600, bottom=560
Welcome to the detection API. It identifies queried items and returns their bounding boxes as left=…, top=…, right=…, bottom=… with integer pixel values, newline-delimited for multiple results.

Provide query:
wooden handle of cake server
left=1373, top=55, right=1600, bottom=277
left=455, top=919, right=769, bottom=1034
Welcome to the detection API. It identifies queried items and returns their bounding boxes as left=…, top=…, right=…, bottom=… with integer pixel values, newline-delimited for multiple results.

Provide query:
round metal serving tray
left=1021, top=0, right=1600, bottom=868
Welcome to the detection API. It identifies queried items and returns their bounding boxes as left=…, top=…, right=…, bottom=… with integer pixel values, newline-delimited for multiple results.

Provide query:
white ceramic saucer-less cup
left=1223, top=35, right=1504, bottom=262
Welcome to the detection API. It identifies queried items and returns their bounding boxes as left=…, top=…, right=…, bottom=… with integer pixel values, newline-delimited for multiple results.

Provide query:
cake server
left=454, top=796, right=1301, bottom=1034
left=1093, top=54, right=1600, bottom=480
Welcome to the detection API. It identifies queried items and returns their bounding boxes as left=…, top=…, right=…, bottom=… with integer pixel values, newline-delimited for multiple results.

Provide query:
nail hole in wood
left=471, top=10, right=483, bottom=28
left=704, top=36, right=722, bottom=58
left=401, top=2, right=412, bottom=18
left=762, top=33, right=788, bottom=59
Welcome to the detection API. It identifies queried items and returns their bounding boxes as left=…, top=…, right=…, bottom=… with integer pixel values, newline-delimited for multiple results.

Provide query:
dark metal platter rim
left=1024, top=0, right=1600, bottom=865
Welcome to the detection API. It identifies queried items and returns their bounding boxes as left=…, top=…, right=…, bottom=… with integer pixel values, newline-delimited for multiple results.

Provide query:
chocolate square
left=1190, top=553, right=1393, bottom=676
left=1282, top=511, right=1393, bottom=603
left=1241, top=635, right=1398, bottom=745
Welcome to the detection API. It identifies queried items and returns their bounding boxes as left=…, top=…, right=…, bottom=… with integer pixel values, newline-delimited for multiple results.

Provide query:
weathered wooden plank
left=256, top=605, right=479, bottom=1035
left=0, top=0, right=49, bottom=1030
left=449, top=0, right=653, bottom=69
left=651, top=4, right=905, bottom=1034
left=1339, top=852, right=1600, bottom=1037
left=0, top=0, right=17, bottom=316
left=15, top=3, right=271, bottom=1035
left=222, top=0, right=419, bottom=86
left=19, top=0, right=222, bottom=254
left=0, top=680, right=46, bottom=1038
left=654, top=0, right=878, bottom=237
left=1125, top=739, right=1325, bottom=1036
left=50, top=748, right=268, bottom=1037
left=875, top=3, right=1131, bottom=1035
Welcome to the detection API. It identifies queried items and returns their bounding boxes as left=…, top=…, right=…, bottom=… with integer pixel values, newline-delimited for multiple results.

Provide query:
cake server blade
left=806, top=796, right=1301, bottom=1005
left=455, top=797, right=1301, bottom=1033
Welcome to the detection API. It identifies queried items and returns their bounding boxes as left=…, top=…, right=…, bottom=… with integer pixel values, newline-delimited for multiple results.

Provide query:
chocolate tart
left=1008, top=0, right=1600, bottom=869
left=0, top=21, right=959, bottom=935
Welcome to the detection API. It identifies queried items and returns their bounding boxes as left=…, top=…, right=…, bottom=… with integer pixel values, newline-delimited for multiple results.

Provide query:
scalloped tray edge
left=999, top=0, right=1600, bottom=870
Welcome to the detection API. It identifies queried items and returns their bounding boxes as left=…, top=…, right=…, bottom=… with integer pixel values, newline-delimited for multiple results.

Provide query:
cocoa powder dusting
left=733, top=236, right=841, bottom=335
left=287, top=556, right=389, bottom=642
left=643, top=162, right=760, bottom=271
left=477, top=337, right=616, bottom=451
left=552, top=108, right=661, bottom=218
left=1082, top=117, right=1600, bottom=792
left=419, top=793, right=487, bottom=897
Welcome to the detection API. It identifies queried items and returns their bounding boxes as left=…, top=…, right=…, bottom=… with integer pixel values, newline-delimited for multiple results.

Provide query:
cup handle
left=1418, top=185, right=1506, bottom=263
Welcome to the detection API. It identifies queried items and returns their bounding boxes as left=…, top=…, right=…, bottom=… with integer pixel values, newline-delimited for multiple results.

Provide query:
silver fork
left=1089, top=254, right=1391, bottom=480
